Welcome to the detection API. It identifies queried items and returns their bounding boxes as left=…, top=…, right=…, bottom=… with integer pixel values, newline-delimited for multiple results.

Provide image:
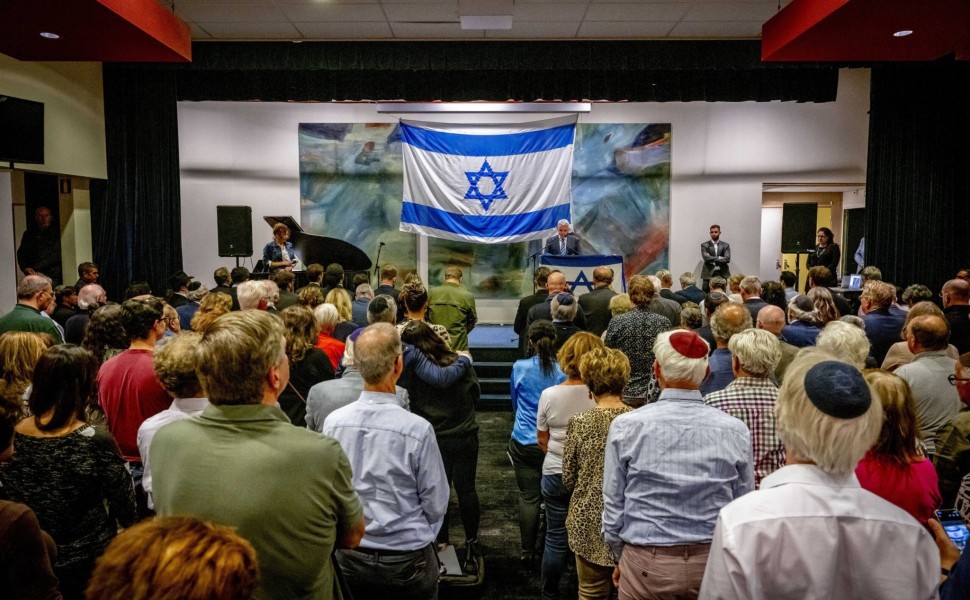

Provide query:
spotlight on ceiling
left=39, top=32, right=60, bottom=39
left=893, top=30, right=913, bottom=37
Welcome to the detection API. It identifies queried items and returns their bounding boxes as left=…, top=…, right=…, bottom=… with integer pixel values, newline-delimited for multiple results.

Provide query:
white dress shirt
left=137, top=397, right=209, bottom=509
left=699, top=464, right=939, bottom=600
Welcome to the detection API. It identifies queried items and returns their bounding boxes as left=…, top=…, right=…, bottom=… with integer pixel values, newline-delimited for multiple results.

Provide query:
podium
left=538, top=255, right=626, bottom=295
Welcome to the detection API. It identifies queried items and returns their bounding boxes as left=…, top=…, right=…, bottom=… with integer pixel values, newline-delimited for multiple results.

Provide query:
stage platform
left=467, top=324, right=518, bottom=408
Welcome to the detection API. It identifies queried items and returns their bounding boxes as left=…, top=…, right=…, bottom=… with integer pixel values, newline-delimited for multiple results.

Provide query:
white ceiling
left=156, top=0, right=794, bottom=41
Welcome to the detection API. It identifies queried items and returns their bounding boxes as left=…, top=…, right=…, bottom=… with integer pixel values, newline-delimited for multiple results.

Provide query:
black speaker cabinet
left=781, top=203, right=818, bottom=254
left=217, top=205, right=253, bottom=257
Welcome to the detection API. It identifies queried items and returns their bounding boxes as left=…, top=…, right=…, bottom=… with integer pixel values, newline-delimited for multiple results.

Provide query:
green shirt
left=151, top=403, right=362, bottom=600
left=0, top=304, right=63, bottom=343
left=427, top=281, right=477, bottom=351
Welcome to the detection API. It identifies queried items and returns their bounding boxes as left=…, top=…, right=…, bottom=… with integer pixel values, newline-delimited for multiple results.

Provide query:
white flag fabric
left=399, top=116, right=576, bottom=244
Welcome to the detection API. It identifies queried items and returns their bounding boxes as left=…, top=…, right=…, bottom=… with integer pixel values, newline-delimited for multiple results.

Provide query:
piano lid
left=263, top=216, right=372, bottom=271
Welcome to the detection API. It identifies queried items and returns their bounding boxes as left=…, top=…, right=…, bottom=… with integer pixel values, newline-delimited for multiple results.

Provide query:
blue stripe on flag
left=401, top=123, right=575, bottom=157
left=540, top=255, right=626, bottom=268
left=401, top=202, right=570, bottom=238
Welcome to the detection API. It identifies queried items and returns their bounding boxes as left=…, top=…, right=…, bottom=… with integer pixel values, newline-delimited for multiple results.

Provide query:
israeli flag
left=399, top=116, right=576, bottom=244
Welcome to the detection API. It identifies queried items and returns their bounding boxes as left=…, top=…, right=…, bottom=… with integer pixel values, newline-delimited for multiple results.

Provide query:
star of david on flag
left=399, top=116, right=576, bottom=244
left=464, top=160, right=509, bottom=211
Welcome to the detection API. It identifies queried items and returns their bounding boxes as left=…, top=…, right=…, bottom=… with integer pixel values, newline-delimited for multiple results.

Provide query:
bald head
left=942, top=279, right=970, bottom=307
left=908, top=314, right=950, bottom=353
left=547, top=271, right=567, bottom=295
left=710, top=302, right=753, bottom=346
left=757, top=305, right=786, bottom=335
left=592, top=266, right=614, bottom=288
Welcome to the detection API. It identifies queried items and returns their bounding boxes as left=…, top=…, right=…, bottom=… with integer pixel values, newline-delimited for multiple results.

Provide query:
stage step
left=469, top=347, right=519, bottom=409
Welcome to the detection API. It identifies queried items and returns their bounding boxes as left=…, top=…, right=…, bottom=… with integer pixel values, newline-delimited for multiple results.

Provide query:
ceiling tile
left=686, top=3, right=781, bottom=22
left=485, top=21, right=582, bottom=38
left=201, top=21, right=302, bottom=38
left=382, top=3, right=459, bottom=22
left=295, top=21, right=394, bottom=38
left=279, top=3, right=387, bottom=22
left=668, top=20, right=764, bottom=37
left=577, top=21, right=677, bottom=37
left=513, top=3, right=588, bottom=21
left=175, top=4, right=287, bottom=23
left=389, top=22, right=485, bottom=38
left=585, top=3, right=690, bottom=21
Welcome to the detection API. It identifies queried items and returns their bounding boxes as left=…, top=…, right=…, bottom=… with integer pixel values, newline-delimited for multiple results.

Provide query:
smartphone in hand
left=936, top=509, right=969, bottom=552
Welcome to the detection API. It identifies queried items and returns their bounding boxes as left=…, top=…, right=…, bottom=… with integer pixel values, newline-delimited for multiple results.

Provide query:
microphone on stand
left=374, top=241, right=386, bottom=276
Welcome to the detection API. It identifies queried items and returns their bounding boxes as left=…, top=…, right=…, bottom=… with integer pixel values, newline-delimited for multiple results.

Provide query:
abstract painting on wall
left=298, top=121, right=670, bottom=298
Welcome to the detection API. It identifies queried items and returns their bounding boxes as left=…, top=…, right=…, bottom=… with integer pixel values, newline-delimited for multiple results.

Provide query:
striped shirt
left=602, top=388, right=754, bottom=559
left=705, top=377, right=785, bottom=487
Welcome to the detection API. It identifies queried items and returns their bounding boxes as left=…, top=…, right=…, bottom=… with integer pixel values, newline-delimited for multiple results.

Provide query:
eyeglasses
left=948, top=374, right=970, bottom=386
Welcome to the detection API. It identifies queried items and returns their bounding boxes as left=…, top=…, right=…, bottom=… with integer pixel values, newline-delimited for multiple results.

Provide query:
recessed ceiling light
left=39, top=32, right=60, bottom=39
left=893, top=30, right=913, bottom=37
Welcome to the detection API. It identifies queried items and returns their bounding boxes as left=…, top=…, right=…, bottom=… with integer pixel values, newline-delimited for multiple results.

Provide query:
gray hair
left=815, top=321, right=871, bottom=370
left=653, top=330, right=709, bottom=385
left=775, top=349, right=883, bottom=475
left=728, top=328, right=782, bottom=377
left=313, top=303, right=340, bottom=331
left=367, top=295, right=397, bottom=324
left=550, top=293, right=579, bottom=322
left=187, top=283, right=209, bottom=302
left=355, top=283, right=374, bottom=300
left=740, top=276, right=762, bottom=295
left=17, top=274, right=52, bottom=300
left=710, top=303, right=752, bottom=344
left=236, top=280, right=264, bottom=310
left=557, top=219, right=571, bottom=231
left=78, top=284, right=106, bottom=310
left=260, top=280, right=279, bottom=305
left=679, top=272, right=697, bottom=287
left=355, top=323, right=402, bottom=384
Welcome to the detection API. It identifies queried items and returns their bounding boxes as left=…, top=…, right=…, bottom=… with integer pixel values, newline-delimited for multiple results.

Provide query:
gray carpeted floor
left=440, top=408, right=579, bottom=600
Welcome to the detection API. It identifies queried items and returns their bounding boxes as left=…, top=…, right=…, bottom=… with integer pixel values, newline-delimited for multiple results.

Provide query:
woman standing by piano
left=263, top=223, right=299, bottom=272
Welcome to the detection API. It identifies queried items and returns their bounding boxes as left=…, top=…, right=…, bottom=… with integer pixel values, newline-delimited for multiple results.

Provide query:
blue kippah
left=555, top=292, right=575, bottom=306
left=804, top=361, right=871, bottom=419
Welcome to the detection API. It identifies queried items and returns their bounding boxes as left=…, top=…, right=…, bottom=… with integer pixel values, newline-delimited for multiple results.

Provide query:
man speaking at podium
left=543, top=219, right=581, bottom=256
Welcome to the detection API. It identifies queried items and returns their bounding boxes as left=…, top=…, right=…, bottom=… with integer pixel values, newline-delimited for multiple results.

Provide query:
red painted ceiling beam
left=762, top=0, right=970, bottom=62
left=0, top=0, right=191, bottom=63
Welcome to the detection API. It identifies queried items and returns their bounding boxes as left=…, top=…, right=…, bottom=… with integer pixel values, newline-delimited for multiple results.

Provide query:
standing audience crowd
left=1, top=258, right=970, bottom=600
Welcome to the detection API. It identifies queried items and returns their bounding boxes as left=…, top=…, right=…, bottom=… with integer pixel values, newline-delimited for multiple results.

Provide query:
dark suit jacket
left=578, top=287, right=617, bottom=336
left=276, top=290, right=299, bottom=311
left=677, top=285, right=706, bottom=304
left=944, top=304, right=970, bottom=354
left=515, top=290, right=549, bottom=356
left=700, top=240, right=731, bottom=280
left=660, top=288, right=687, bottom=305
left=543, top=234, right=580, bottom=256
left=212, top=285, right=239, bottom=311
left=743, top=297, right=770, bottom=323
left=862, top=308, right=906, bottom=364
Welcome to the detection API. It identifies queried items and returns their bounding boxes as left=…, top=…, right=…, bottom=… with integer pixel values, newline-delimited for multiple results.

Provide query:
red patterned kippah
left=669, top=331, right=708, bottom=359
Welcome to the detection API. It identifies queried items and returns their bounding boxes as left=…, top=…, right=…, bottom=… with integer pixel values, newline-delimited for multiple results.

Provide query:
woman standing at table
left=262, top=223, right=299, bottom=272
left=807, top=227, right=841, bottom=283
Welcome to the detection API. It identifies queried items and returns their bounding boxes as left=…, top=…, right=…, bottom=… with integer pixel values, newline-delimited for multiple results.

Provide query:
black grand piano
left=262, top=215, right=372, bottom=273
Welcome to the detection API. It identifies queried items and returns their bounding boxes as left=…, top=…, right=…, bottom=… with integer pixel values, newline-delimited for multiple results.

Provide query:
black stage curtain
left=98, top=41, right=837, bottom=293
left=173, top=40, right=838, bottom=103
left=865, top=63, right=970, bottom=293
left=99, top=65, right=183, bottom=300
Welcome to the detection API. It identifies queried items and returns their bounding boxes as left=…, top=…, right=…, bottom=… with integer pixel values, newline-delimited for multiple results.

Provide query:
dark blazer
left=677, top=285, right=706, bottom=304
left=543, top=234, right=580, bottom=256
left=514, top=290, right=549, bottom=355
left=578, top=287, right=617, bottom=337
left=660, top=288, right=687, bottom=305
left=700, top=240, right=731, bottom=280
left=944, top=304, right=970, bottom=354
left=862, top=308, right=906, bottom=364
left=807, top=244, right=841, bottom=281
left=743, top=297, right=770, bottom=323
left=276, top=290, right=299, bottom=311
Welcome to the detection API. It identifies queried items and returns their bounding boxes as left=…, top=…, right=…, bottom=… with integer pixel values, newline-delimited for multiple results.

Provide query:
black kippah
left=555, top=292, right=575, bottom=306
left=368, top=296, right=389, bottom=314
left=804, top=361, right=871, bottom=419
